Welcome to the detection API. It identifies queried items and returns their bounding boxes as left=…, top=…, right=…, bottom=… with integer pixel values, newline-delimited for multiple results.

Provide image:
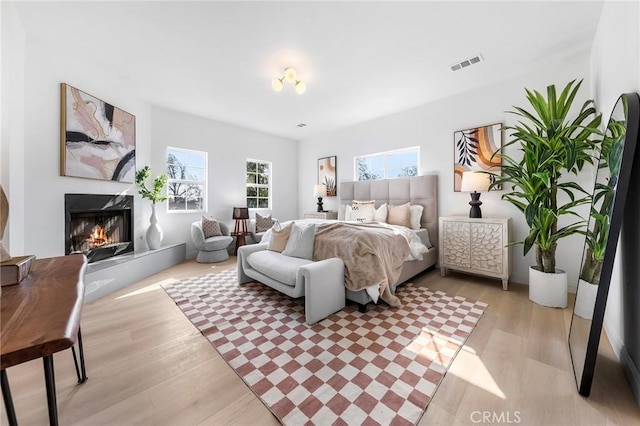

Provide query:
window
left=166, top=147, right=207, bottom=212
left=354, top=147, right=419, bottom=181
left=246, top=159, right=271, bottom=209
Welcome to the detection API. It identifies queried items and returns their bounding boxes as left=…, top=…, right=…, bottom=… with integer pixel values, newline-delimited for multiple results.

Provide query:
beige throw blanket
left=313, top=222, right=411, bottom=307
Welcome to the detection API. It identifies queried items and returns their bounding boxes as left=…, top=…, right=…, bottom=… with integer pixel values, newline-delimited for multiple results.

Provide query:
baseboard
left=603, top=320, right=624, bottom=360
left=620, top=347, right=640, bottom=407
left=506, top=273, right=578, bottom=293
left=510, top=272, right=528, bottom=285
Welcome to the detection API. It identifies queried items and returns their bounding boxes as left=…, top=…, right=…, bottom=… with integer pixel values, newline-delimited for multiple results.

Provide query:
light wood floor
left=2, top=258, right=639, bottom=425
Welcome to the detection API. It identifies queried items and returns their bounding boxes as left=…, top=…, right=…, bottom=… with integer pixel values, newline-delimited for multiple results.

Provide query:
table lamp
left=460, top=171, right=491, bottom=218
left=313, top=184, right=327, bottom=212
left=232, top=207, right=249, bottom=233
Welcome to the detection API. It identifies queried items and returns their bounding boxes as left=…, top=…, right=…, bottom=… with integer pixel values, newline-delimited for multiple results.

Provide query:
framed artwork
left=318, top=156, right=337, bottom=196
left=60, top=83, right=136, bottom=182
left=453, top=122, right=502, bottom=191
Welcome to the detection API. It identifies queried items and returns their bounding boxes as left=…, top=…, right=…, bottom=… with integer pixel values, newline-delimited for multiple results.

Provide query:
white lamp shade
left=295, top=80, right=306, bottom=94
left=271, top=78, right=284, bottom=92
left=284, top=67, right=297, bottom=82
left=313, top=184, right=327, bottom=197
left=460, top=171, right=491, bottom=192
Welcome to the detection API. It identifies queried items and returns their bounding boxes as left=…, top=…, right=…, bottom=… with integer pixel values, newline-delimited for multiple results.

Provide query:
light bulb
left=295, top=80, right=306, bottom=94
left=284, top=67, right=297, bottom=82
left=271, top=78, right=284, bottom=92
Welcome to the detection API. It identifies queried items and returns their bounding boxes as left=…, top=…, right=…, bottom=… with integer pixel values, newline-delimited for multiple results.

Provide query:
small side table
left=231, top=232, right=251, bottom=255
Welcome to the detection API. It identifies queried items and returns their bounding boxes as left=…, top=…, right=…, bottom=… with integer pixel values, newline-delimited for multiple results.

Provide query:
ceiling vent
left=297, top=123, right=307, bottom=128
left=450, top=54, right=483, bottom=71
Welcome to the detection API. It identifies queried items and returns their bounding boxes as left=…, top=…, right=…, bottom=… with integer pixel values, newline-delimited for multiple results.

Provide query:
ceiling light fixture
left=272, top=67, right=306, bottom=94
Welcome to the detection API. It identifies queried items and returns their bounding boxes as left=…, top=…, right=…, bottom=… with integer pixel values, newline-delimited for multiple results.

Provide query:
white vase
left=146, top=204, right=163, bottom=250
left=529, top=266, right=567, bottom=308
left=574, top=279, right=599, bottom=320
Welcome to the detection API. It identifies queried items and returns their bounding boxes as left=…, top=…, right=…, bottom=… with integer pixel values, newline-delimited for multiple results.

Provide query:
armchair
left=191, top=220, right=233, bottom=263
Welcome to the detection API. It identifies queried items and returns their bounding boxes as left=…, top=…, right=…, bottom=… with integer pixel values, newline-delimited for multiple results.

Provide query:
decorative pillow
left=345, top=203, right=375, bottom=222
left=282, top=223, right=316, bottom=260
left=268, top=222, right=293, bottom=253
left=374, top=203, right=388, bottom=223
left=387, top=203, right=411, bottom=228
left=255, top=212, right=274, bottom=233
left=201, top=216, right=222, bottom=238
left=410, top=205, right=424, bottom=230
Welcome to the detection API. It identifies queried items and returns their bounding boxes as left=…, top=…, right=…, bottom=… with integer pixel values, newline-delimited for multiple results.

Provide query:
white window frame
left=166, top=147, right=208, bottom=213
left=354, top=146, right=420, bottom=181
left=246, top=158, right=272, bottom=210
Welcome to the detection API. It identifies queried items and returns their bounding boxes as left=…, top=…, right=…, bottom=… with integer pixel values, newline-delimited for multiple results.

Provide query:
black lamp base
left=317, top=197, right=324, bottom=212
left=469, top=192, right=483, bottom=218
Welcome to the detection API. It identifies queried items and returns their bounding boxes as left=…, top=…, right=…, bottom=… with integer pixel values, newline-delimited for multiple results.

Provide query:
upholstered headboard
left=339, top=174, right=439, bottom=247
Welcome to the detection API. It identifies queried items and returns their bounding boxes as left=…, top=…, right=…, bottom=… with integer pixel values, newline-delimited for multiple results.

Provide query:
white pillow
left=374, top=203, right=388, bottom=223
left=410, top=205, right=424, bottom=230
left=282, top=223, right=316, bottom=260
left=345, top=203, right=375, bottom=222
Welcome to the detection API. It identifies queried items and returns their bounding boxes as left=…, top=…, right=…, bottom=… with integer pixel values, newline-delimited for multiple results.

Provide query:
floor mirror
left=569, top=92, right=640, bottom=396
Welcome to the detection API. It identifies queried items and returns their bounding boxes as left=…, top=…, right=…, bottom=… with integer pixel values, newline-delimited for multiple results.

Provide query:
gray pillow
left=255, top=212, right=274, bottom=233
left=282, top=223, right=316, bottom=260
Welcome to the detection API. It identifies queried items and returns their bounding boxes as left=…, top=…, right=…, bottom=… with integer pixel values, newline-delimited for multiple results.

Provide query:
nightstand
left=439, top=216, right=511, bottom=290
left=303, top=211, right=338, bottom=220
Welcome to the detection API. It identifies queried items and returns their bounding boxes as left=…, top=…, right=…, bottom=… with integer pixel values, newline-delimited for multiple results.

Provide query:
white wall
left=17, top=34, right=152, bottom=258
left=10, top=25, right=297, bottom=260
left=1, top=1, right=26, bottom=255
left=298, top=56, right=593, bottom=286
left=589, top=0, right=640, bottom=364
left=150, top=106, right=298, bottom=258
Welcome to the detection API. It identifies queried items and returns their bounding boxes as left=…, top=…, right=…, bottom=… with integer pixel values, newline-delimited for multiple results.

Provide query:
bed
left=238, top=174, right=438, bottom=321
left=337, top=174, right=438, bottom=309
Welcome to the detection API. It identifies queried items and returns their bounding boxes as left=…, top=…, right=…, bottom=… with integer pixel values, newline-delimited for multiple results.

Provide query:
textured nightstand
left=303, top=211, right=338, bottom=220
left=439, top=216, right=511, bottom=290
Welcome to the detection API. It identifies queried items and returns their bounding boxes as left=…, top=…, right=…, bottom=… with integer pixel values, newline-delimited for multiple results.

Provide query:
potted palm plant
left=492, top=80, right=601, bottom=307
left=574, top=109, right=625, bottom=318
left=135, top=166, right=168, bottom=250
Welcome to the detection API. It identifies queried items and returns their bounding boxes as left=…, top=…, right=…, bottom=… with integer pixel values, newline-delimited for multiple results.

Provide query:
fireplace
left=65, top=194, right=134, bottom=263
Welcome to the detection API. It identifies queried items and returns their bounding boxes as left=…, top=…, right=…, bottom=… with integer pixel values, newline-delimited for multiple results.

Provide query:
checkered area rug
left=163, top=269, right=487, bottom=425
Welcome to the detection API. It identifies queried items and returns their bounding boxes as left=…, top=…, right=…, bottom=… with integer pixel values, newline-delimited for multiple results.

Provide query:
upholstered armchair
left=191, top=220, right=233, bottom=263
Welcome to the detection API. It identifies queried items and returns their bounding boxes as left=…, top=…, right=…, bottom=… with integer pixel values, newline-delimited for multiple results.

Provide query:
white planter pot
left=574, top=279, right=599, bottom=320
left=529, top=266, right=567, bottom=308
left=145, top=204, right=163, bottom=250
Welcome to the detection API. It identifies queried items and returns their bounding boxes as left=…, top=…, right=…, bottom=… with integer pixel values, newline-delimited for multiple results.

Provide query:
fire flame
left=88, top=225, right=110, bottom=248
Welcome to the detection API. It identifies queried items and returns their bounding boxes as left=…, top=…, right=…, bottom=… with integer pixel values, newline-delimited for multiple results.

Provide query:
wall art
left=318, top=156, right=337, bottom=196
left=60, top=83, right=136, bottom=182
left=453, top=122, right=502, bottom=191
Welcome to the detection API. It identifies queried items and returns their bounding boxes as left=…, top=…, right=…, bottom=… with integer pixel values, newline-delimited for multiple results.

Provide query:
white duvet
left=259, top=218, right=431, bottom=304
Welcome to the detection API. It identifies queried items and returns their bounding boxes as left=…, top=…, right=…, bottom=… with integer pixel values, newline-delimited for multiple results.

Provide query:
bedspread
left=313, top=222, right=411, bottom=307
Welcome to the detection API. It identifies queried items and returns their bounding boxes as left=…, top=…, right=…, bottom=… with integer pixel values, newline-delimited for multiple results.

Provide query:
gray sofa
left=237, top=243, right=345, bottom=325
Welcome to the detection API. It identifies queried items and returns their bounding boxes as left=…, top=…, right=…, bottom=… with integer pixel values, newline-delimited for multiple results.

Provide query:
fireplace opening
left=65, top=194, right=134, bottom=263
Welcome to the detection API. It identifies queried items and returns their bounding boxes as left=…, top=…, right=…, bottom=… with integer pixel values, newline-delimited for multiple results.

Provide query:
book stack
left=1, top=255, right=36, bottom=286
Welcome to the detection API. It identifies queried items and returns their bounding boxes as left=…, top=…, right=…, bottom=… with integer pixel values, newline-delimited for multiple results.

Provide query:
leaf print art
left=456, top=129, right=479, bottom=167
left=453, top=123, right=502, bottom=192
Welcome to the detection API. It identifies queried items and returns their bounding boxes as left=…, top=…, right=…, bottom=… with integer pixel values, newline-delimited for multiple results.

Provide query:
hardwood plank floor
left=2, top=258, right=638, bottom=425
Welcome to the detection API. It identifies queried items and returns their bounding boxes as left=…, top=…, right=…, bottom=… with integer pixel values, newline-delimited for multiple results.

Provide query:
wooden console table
left=1, top=254, right=88, bottom=426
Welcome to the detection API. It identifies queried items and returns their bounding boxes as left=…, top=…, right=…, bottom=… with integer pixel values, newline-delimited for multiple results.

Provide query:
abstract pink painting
left=60, top=83, right=136, bottom=182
